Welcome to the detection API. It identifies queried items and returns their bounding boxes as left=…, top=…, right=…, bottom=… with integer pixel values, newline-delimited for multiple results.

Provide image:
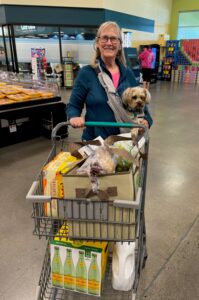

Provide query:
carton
left=42, top=152, right=82, bottom=217
left=50, top=224, right=108, bottom=296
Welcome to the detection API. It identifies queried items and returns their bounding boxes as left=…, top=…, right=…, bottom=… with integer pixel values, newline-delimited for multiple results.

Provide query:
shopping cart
left=26, top=121, right=149, bottom=300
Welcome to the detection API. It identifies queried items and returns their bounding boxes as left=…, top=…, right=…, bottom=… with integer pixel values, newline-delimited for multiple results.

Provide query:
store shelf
left=0, top=96, right=61, bottom=111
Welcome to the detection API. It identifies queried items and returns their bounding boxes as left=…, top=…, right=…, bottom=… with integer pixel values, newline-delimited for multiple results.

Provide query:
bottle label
left=88, top=280, right=100, bottom=294
left=76, top=277, right=87, bottom=289
left=52, top=273, right=63, bottom=285
left=64, top=275, right=75, bottom=285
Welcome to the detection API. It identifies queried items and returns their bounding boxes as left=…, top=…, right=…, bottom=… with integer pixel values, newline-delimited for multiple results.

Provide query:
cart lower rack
left=37, top=242, right=142, bottom=300
left=27, top=121, right=149, bottom=300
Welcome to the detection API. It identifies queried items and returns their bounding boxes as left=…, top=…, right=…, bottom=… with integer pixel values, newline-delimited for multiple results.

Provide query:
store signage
left=14, top=25, right=47, bottom=35
left=20, top=25, right=36, bottom=31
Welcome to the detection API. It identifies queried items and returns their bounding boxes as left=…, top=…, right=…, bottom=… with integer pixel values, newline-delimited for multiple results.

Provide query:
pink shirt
left=111, top=71, right=120, bottom=88
left=139, top=49, right=154, bottom=69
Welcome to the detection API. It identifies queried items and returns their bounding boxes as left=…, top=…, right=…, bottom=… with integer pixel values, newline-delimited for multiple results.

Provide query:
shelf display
left=166, top=40, right=179, bottom=66
left=171, top=65, right=199, bottom=84
left=163, top=39, right=199, bottom=85
left=0, top=71, right=67, bottom=147
left=0, top=71, right=60, bottom=109
left=179, top=39, right=199, bottom=66
left=161, top=57, right=173, bottom=81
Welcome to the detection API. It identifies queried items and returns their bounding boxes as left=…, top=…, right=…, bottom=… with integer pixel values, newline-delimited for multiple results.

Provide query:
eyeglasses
left=98, top=35, right=121, bottom=44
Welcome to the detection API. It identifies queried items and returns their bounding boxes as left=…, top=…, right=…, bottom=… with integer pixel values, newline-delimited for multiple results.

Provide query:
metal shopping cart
left=26, top=121, right=149, bottom=300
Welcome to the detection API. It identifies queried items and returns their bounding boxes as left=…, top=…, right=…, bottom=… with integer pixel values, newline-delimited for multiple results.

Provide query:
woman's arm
left=66, top=67, right=89, bottom=126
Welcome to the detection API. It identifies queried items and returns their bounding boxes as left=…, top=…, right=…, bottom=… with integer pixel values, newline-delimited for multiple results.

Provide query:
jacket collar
left=98, top=57, right=127, bottom=82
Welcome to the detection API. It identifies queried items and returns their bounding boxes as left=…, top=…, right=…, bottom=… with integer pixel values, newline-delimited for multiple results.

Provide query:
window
left=177, top=11, right=199, bottom=40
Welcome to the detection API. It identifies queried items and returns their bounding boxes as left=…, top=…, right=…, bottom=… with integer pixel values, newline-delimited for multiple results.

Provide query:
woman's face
left=96, top=26, right=121, bottom=62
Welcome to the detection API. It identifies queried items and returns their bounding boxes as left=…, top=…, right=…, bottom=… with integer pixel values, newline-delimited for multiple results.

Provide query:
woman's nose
left=106, top=38, right=112, bottom=45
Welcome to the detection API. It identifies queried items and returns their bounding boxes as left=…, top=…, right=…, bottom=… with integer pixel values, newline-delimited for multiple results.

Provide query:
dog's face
left=122, top=87, right=151, bottom=113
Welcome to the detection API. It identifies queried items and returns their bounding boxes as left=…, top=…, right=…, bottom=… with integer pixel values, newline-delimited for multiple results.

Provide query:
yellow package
left=42, top=152, right=80, bottom=217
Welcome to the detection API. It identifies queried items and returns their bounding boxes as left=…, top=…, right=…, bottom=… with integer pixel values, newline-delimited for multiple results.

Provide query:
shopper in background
left=139, top=46, right=154, bottom=90
left=67, top=21, right=153, bottom=141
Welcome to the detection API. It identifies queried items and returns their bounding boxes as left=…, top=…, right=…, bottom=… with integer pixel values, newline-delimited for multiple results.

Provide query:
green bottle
left=64, top=248, right=75, bottom=290
left=88, top=253, right=100, bottom=295
left=51, top=246, right=63, bottom=287
left=76, top=250, right=87, bottom=293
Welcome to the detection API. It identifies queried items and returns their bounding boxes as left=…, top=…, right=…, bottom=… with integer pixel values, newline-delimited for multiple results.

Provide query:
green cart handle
left=84, top=121, right=145, bottom=129
left=51, top=121, right=148, bottom=141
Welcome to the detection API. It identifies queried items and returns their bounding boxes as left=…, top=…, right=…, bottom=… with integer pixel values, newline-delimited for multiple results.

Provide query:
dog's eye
left=140, top=96, right=144, bottom=100
left=132, top=96, right=137, bottom=100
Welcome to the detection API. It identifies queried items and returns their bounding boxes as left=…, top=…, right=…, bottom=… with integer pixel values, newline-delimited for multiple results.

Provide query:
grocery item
left=22, top=89, right=42, bottom=98
left=51, top=224, right=109, bottom=296
left=7, top=93, right=30, bottom=101
left=1, top=88, right=21, bottom=95
left=42, top=152, right=82, bottom=217
left=0, top=98, right=15, bottom=104
left=39, top=91, right=54, bottom=98
left=88, top=253, right=100, bottom=295
left=112, top=242, right=135, bottom=291
left=52, top=246, right=64, bottom=287
left=64, top=248, right=75, bottom=290
left=0, top=93, right=5, bottom=99
left=76, top=250, right=87, bottom=293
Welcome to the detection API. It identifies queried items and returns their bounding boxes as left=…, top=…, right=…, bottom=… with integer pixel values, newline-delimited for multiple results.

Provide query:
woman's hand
left=69, top=117, right=85, bottom=128
left=138, top=119, right=149, bottom=134
left=139, top=119, right=149, bottom=128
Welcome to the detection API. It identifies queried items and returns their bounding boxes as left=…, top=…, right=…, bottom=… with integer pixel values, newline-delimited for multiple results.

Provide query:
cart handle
left=113, top=187, right=142, bottom=209
left=26, top=181, right=51, bottom=203
left=85, top=121, right=146, bottom=129
left=51, top=121, right=147, bottom=141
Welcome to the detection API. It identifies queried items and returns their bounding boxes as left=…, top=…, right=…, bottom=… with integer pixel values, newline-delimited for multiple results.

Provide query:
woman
left=67, top=21, right=153, bottom=140
left=139, top=46, right=155, bottom=90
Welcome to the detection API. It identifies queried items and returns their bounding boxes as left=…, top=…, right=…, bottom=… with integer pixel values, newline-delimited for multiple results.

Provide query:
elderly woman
left=67, top=21, right=153, bottom=140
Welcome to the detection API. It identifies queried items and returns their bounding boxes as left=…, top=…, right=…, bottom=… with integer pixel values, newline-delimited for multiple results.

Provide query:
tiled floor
left=0, top=81, right=199, bottom=300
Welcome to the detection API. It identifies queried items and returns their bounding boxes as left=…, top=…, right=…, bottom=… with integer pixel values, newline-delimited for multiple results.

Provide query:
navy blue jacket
left=67, top=59, right=153, bottom=140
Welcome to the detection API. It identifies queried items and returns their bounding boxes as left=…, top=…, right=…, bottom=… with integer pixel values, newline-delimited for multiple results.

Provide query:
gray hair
left=91, top=21, right=126, bottom=68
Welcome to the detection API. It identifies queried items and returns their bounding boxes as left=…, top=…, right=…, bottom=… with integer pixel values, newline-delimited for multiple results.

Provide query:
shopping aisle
left=0, top=81, right=199, bottom=300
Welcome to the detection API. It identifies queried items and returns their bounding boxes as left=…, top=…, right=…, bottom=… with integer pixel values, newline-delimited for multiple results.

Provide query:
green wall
left=170, top=0, right=199, bottom=39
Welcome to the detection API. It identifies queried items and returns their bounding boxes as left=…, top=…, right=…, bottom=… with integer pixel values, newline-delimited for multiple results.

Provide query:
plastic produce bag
left=76, top=145, right=118, bottom=192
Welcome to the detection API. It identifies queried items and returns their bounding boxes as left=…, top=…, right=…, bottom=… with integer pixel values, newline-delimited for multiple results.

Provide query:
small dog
left=122, top=87, right=151, bottom=116
left=122, top=87, right=151, bottom=144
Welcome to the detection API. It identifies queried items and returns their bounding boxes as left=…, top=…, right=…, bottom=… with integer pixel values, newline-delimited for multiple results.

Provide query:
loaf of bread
left=40, top=91, right=54, bottom=98
left=0, top=98, right=15, bottom=104
left=7, top=93, right=30, bottom=101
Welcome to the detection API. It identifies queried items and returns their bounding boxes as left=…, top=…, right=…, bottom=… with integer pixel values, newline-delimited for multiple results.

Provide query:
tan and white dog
left=122, top=87, right=151, bottom=144
left=122, top=87, right=151, bottom=115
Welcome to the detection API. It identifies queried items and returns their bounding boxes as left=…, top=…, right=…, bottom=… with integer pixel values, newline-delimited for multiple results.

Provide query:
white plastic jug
left=112, top=242, right=135, bottom=291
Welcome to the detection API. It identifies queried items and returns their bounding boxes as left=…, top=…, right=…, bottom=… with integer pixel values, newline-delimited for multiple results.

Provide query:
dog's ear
left=144, top=89, right=151, bottom=104
left=122, top=88, right=131, bottom=104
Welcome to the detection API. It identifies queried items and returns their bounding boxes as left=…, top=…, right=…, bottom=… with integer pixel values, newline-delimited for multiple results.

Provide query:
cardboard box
left=50, top=225, right=108, bottom=296
left=61, top=136, right=143, bottom=240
